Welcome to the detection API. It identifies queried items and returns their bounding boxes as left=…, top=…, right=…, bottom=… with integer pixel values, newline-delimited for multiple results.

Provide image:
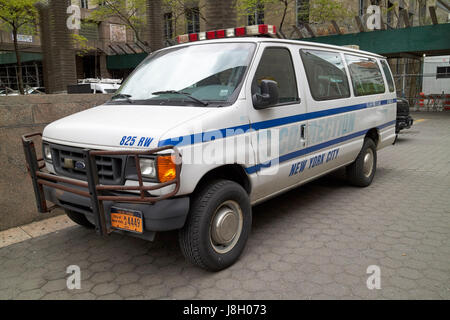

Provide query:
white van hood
left=43, top=104, right=213, bottom=149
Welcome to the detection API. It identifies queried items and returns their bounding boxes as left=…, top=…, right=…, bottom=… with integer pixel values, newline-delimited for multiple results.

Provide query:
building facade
left=0, top=0, right=148, bottom=92
left=160, top=0, right=448, bottom=39
left=0, top=0, right=448, bottom=93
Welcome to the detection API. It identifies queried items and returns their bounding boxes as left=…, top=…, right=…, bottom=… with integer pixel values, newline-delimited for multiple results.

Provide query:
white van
left=22, top=25, right=397, bottom=271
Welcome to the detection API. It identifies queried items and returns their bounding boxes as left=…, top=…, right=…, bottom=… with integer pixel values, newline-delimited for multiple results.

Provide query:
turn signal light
left=157, top=155, right=177, bottom=183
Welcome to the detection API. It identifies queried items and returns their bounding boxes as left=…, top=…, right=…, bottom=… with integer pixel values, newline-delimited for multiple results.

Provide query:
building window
left=387, top=1, right=394, bottom=26
left=359, top=0, right=365, bottom=16
left=80, top=21, right=99, bottom=41
left=164, top=13, right=173, bottom=39
left=419, top=0, right=427, bottom=24
left=296, top=0, right=309, bottom=26
left=248, top=2, right=264, bottom=25
left=186, top=7, right=200, bottom=34
left=80, top=0, right=88, bottom=9
left=436, top=66, right=450, bottom=79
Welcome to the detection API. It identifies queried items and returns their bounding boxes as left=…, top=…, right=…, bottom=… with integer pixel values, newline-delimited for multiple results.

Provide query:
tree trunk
left=131, top=25, right=142, bottom=44
left=279, top=1, right=288, bottom=33
left=12, top=28, right=25, bottom=95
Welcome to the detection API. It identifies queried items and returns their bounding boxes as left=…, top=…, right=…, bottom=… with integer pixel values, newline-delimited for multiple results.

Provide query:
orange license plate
left=110, top=207, right=143, bottom=234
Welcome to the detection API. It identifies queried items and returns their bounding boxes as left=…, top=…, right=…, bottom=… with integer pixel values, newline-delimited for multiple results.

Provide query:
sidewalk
left=0, top=215, right=75, bottom=248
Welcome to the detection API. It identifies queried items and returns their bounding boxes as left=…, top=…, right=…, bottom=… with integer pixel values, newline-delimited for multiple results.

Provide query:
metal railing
left=392, top=71, right=449, bottom=111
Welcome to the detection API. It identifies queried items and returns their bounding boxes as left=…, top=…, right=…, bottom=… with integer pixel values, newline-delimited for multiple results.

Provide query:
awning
left=302, top=23, right=450, bottom=58
left=106, top=52, right=148, bottom=70
left=0, top=52, right=42, bottom=65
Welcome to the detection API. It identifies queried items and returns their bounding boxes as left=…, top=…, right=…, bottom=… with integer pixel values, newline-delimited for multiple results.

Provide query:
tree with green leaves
left=90, top=0, right=146, bottom=44
left=0, top=0, right=39, bottom=94
left=306, top=0, right=353, bottom=24
left=71, top=33, right=96, bottom=57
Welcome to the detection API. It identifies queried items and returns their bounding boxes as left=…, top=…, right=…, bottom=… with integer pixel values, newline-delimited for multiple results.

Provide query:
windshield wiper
left=111, top=93, right=132, bottom=103
left=152, top=90, right=209, bottom=106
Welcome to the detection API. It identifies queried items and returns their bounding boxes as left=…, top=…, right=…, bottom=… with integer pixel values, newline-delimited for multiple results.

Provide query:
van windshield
left=110, top=43, right=256, bottom=106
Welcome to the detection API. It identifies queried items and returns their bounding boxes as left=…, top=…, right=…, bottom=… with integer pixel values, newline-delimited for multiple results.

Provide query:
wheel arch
left=365, top=128, right=380, bottom=148
left=193, top=164, right=251, bottom=196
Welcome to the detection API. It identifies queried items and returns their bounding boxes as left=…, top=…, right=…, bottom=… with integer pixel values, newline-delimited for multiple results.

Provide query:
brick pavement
left=0, top=112, right=449, bottom=300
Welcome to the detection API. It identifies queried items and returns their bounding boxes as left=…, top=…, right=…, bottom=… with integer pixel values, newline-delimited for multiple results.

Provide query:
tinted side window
left=380, top=60, right=395, bottom=92
left=252, top=47, right=298, bottom=105
left=345, top=54, right=385, bottom=96
left=300, top=49, right=350, bottom=100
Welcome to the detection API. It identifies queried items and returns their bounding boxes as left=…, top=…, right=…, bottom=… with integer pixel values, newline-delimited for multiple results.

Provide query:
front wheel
left=179, top=180, right=252, bottom=271
left=346, top=138, right=377, bottom=187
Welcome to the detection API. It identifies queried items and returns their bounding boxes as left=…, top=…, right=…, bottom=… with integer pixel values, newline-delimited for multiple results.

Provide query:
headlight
left=139, top=158, right=156, bottom=178
left=43, top=144, right=52, bottom=162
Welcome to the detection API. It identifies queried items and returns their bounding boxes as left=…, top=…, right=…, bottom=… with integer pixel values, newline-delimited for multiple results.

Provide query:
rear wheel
left=346, top=138, right=377, bottom=187
left=65, top=209, right=95, bottom=229
left=179, top=179, right=252, bottom=271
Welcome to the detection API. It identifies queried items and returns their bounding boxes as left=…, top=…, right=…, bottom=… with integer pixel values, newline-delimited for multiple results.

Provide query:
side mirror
left=252, top=79, right=279, bottom=109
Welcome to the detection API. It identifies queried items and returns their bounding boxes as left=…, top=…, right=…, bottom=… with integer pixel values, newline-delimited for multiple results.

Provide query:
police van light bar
left=246, top=24, right=276, bottom=36
left=189, top=33, right=198, bottom=41
left=176, top=24, right=276, bottom=44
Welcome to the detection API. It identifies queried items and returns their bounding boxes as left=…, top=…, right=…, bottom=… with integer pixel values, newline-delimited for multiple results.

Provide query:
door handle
left=300, top=124, right=306, bottom=147
left=300, top=124, right=306, bottom=139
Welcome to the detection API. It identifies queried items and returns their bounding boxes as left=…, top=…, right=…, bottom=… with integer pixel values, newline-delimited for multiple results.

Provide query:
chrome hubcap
left=210, top=200, right=243, bottom=254
left=363, top=148, right=374, bottom=178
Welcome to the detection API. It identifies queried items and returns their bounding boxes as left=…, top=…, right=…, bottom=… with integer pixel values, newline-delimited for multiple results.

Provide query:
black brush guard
left=22, top=132, right=181, bottom=236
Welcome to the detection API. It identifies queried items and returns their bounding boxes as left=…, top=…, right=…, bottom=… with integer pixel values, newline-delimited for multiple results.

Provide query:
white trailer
left=422, top=55, right=450, bottom=95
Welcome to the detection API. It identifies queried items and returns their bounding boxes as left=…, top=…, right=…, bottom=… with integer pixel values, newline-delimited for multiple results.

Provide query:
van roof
left=167, top=37, right=385, bottom=59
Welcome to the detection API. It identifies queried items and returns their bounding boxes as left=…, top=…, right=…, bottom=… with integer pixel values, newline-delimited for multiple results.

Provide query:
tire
left=179, top=179, right=252, bottom=271
left=346, top=138, right=377, bottom=187
left=65, top=209, right=95, bottom=229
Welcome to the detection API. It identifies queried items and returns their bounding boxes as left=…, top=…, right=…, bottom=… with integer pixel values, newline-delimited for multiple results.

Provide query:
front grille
left=50, top=144, right=125, bottom=185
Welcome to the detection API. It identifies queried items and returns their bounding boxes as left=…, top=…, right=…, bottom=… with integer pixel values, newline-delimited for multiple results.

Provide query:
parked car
left=22, top=26, right=397, bottom=271
left=85, top=78, right=121, bottom=93
left=396, top=98, right=414, bottom=133
left=68, top=79, right=121, bottom=94
left=89, top=80, right=121, bottom=94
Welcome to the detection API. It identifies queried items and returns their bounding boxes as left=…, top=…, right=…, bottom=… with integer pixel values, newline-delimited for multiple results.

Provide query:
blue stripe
left=251, top=103, right=367, bottom=130
left=244, top=120, right=396, bottom=174
left=158, top=98, right=396, bottom=147
left=159, top=124, right=251, bottom=147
